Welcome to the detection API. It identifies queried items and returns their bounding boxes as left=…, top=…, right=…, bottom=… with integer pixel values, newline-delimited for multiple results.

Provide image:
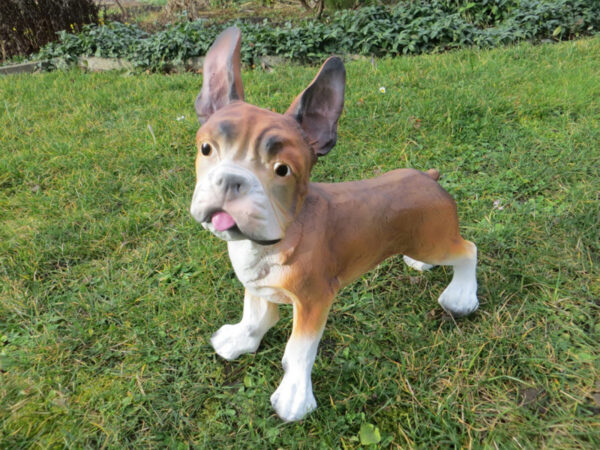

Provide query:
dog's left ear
left=285, top=57, right=346, bottom=156
left=195, top=27, right=245, bottom=124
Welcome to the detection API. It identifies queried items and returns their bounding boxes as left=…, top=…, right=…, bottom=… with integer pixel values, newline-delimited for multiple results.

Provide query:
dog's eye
left=274, top=162, right=291, bottom=177
left=201, top=143, right=212, bottom=156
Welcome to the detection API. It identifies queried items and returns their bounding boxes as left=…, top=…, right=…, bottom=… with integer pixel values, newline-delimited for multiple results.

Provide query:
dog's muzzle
left=190, top=163, right=285, bottom=244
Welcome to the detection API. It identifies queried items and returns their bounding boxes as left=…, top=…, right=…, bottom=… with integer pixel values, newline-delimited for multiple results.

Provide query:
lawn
left=1, top=37, right=599, bottom=447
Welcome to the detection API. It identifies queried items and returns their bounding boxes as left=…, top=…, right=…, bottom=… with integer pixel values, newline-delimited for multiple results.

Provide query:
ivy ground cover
left=35, top=1, right=600, bottom=71
left=1, top=37, right=599, bottom=447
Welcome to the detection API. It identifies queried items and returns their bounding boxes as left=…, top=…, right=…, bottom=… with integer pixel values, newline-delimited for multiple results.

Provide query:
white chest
left=227, top=240, right=292, bottom=304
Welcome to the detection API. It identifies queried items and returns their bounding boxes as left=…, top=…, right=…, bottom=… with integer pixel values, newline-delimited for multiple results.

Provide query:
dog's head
left=190, top=27, right=345, bottom=245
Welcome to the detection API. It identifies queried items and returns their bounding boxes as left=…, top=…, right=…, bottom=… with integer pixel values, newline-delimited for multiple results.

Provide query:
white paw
left=270, top=374, right=316, bottom=422
left=438, top=282, right=479, bottom=318
left=403, top=255, right=434, bottom=272
left=210, top=324, right=261, bottom=361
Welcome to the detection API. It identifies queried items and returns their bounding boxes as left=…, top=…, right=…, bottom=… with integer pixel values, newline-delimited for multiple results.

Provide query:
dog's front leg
left=211, top=290, right=279, bottom=360
left=271, top=298, right=333, bottom=422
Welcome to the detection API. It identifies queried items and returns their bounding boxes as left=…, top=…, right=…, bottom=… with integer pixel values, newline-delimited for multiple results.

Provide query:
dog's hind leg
left=436, top=239, right=479, bottom=317
left=211, top=290, right=279, bottom=360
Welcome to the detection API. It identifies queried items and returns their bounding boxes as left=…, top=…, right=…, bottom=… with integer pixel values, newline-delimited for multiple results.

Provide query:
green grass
left=138, top=0, right=168, bottom=6
left=1, top=37, right=599, bottom=447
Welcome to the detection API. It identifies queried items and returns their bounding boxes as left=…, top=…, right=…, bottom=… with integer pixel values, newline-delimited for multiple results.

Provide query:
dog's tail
left=426, top=168, right=440, bottom=181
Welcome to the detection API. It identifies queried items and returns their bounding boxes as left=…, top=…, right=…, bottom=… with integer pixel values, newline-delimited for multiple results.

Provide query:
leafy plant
left=32, top=0, right=600, bottom=72
left=438, top=0, right=519, bottom=26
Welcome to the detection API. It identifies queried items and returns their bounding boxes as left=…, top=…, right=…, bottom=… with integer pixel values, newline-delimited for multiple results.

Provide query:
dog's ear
left=195, top=27, right=245, bottom=124
left=285, top=57, right=345, bottom=156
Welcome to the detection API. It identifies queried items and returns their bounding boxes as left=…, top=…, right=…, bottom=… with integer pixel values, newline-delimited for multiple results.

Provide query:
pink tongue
left=211, top=211, right=236, bottom=231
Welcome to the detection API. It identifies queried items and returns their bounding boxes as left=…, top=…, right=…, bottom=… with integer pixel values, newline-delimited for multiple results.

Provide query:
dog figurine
left=190, top=27, right=479, bottom=422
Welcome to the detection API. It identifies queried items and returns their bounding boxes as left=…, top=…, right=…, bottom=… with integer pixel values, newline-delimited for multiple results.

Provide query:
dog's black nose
left=213, top=171, right=249, bottom=197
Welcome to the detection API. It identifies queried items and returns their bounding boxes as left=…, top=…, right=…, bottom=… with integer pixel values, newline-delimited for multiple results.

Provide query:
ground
left=1, top=37, right=599, bottom=447
left=96, top=0, right=312, bottom=30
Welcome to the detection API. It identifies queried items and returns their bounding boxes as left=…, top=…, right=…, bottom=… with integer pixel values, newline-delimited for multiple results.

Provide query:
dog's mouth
left=211, top=211, right=236, bottom=231
left=206, top=210, right=281, bottom=246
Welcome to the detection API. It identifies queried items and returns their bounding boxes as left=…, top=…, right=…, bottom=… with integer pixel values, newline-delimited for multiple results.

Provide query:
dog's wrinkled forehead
left=196, top=26, right=345, bottom=159
left=196, top=102, right=315, bottom=167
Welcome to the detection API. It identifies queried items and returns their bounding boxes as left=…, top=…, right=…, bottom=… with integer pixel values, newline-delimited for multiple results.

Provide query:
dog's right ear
left=195, top=27, right=245, bottom=124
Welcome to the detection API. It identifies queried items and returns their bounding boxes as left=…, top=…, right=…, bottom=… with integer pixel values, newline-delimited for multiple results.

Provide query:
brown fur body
left=256, top=169, right=472, bottom=336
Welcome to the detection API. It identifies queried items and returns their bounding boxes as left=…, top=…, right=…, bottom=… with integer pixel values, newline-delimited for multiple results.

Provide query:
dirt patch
left=95, top=0, right=311, bottom=31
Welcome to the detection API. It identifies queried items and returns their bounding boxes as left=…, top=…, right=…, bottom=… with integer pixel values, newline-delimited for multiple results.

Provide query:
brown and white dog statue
left=190, top=27, right=479, bottom=422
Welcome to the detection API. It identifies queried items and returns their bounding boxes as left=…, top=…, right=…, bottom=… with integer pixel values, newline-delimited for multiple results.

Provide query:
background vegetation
left=1, top=37, right=599, bottom=447
left=0, top=0, right=98, bottom=61
left=31, top=0, right=600, bottom=71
